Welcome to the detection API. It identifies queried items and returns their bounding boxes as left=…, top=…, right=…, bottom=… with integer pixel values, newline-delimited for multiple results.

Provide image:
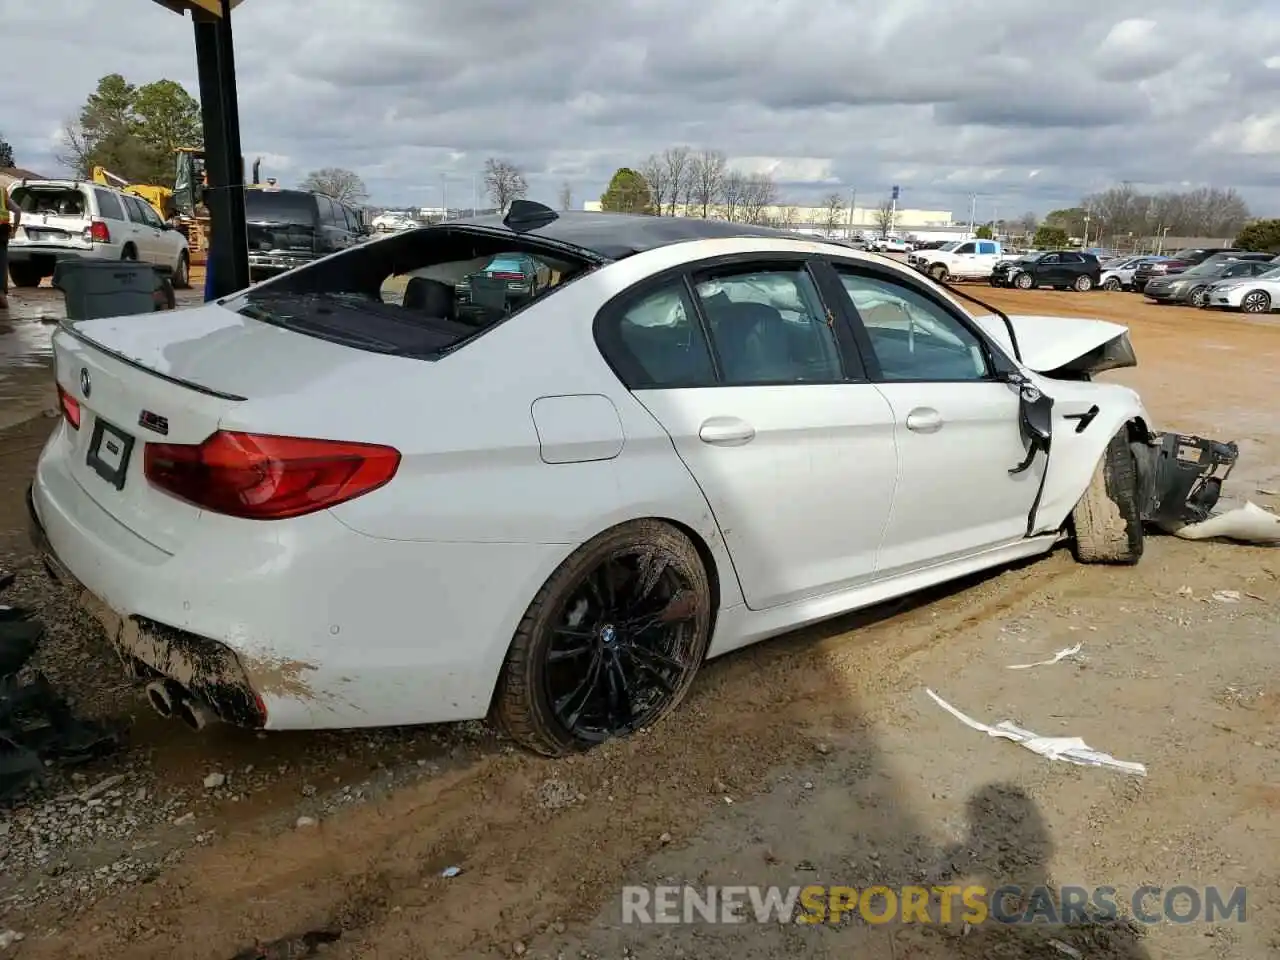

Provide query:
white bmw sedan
left=28, top=203, right=1218, bottom=755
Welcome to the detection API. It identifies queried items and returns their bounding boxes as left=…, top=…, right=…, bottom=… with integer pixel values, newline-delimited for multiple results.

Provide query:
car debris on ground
left=0, top=569, right=119, bottom=802
left=925, top=689, right=1148, bottom=776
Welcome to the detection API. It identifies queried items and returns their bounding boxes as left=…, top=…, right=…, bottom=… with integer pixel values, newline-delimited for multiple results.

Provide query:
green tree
left=1033, top=225, right=1069, bottom=248
left=0, top=134, right=14, bottom=168
left=58, top=73, right=201, bottom=185
left=1235, top=219, right=1280, bottom=253
left=1044, top=207, right=1086, bottom=238
left=599, top=167, right=653, bottom=214
left=975, top=223, right=993, bottom=239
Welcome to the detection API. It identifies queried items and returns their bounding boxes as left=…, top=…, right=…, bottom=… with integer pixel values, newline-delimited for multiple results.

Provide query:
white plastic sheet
left=925, top=689, right=1147, bottom=777
left=1160, top=500, right=1280, bottom=544
left=1007, top=642, right=1083, bottom=670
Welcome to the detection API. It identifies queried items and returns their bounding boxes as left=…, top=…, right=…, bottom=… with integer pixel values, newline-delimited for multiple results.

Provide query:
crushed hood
left=971, top=313, right=1136, bottom=377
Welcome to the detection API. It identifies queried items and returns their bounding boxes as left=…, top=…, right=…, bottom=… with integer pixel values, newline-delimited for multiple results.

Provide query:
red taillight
left=57, top=384, right=81, bottom=429
left=490, top=272, right=524, bottom=281
left=88, top=220, right=111, bottom=243
left=143, top=431, right=401, bottom=520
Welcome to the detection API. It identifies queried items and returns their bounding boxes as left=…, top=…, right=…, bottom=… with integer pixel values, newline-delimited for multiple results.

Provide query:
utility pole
left=967, top=193, right=977, bottom=236
left=442, top=176, right=448, bottom=219
left=472, top=175, right=479, bottom=215
left=847, top=188, right=856, bottom=238
left=889, top=185, right=899, bottom=237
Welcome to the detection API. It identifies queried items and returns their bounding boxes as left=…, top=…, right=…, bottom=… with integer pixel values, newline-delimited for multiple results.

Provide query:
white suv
left=5, top=179, right=191, bottom=289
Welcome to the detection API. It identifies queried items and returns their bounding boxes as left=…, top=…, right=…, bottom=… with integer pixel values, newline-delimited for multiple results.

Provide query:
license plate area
left=86, top=418, right=136, bottom=490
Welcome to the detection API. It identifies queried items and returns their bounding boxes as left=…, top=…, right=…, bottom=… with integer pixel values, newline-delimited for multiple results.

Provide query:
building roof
left=0, top=166, right=48, bottom=184
left=453, top=208, right=798, bottom=260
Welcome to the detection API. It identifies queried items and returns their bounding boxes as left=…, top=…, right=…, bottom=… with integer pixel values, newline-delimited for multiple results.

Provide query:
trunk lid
left=11, top=184, right=92, bottom=248
left=49, top=302, right=386, bottom=551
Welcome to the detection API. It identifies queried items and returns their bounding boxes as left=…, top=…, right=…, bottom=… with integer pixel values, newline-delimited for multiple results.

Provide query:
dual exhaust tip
left=145, top=679, right=219, bottom=732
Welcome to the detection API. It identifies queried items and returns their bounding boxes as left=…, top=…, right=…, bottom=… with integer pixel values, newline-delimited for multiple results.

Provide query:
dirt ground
left=1, top=284, right=1278, bottom=959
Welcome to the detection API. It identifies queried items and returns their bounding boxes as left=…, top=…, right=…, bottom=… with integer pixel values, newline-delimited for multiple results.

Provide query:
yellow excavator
left=171, top=148, right=267, bottom=266
left=90, top=166, right=175, bottom=221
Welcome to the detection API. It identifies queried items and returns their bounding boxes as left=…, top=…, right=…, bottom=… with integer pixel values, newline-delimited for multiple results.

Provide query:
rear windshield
left=244, top=190, right=317, bottom=226
left=231, top=225, right=595, bottom=359
left=10, top=185, right=88, bottom=216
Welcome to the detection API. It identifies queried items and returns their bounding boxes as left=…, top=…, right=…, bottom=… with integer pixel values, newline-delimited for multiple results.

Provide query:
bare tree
left=720, top=169, right=745, bottom=222
left=739, top=172, right=778, bottom=225
left=687, top=149, right=726, bottom=218
left=661, top=146, right=692, bottom=216
left=820, top=192, right=845, bottom=235
left=558, top=181, right=573, bottom=211
left=301, top=167, right=369, bottom=204
left=1017, top=211, right=1038, bottom=238
left=482, top=158, right=528, bottom=213
left=639, top=153, right=671, bottom=216
left=56, top=118, right=93, bottom=175
left=873, top=200, right=896, bottom=236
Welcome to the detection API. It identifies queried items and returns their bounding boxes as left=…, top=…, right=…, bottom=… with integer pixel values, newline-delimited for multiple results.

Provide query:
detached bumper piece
left=1137, top=433, right=1239, bottom=526
left=1, top=570, right=120, bottom=803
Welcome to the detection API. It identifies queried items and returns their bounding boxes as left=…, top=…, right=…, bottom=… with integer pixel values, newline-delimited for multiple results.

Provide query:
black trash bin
left=52, top=260, right=176, bottom=322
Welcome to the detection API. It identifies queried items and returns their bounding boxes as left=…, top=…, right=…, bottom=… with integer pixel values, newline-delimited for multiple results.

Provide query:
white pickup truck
left=908, top=238, right=1007, bottom=282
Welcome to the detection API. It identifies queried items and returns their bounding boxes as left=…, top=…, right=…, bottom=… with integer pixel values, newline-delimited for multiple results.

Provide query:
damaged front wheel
left=493, top=520, right=712, bottom=756
left=1071, top=430, right=1145, bottom=565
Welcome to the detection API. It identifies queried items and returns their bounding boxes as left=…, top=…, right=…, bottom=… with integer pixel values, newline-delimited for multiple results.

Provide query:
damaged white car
left=27, top=203, right=1237, bottom=755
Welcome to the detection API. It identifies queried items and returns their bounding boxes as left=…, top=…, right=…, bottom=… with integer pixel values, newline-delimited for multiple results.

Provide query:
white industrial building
left=581, top=199, right=957, bottom=238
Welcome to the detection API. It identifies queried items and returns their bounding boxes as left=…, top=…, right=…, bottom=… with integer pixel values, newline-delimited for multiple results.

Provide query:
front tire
left=493, top=520, right=713, bottom=756
left=1014, top=272, right=1034, bottom=290
left=1240, top=290, right=1271, bottom=314
left=929, top=264, right=949, bottom=282
left=1102, top=277, right=1121, bottom=291
left=1071, top=430, right=1144, bottom=565
left=172, top=252, right=190, bottom=289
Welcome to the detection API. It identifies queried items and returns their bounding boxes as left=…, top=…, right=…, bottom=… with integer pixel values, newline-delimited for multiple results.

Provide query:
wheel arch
left=1030, top=382, right=1153, bottom=535
left=481, top=513, right=728, bottom=719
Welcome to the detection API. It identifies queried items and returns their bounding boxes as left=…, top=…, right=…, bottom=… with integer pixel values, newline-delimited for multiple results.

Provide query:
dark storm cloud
left=4, top=0, right=1279, bottom=215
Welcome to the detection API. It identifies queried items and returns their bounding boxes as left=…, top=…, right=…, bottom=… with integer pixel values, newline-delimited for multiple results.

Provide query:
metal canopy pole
left=191, top=0, right=249, bottom=296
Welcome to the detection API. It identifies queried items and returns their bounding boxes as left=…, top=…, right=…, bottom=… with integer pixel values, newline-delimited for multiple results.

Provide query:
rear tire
left=493, top=520, right=713, bottom=756
left=120, top=245, right=137, bottom=262
left=1071, top=430, right=1144, bottom=565
left=7, top=262, right=44, bottom=288
left=1074, top=274, right=1094, bottom=292
left=172, top=252, right=190, bottom=289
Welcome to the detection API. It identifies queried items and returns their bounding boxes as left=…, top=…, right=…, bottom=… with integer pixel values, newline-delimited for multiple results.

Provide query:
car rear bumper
left=29, top=430, right=565, bottom=730
left=8, top=246, right=94, bottom=264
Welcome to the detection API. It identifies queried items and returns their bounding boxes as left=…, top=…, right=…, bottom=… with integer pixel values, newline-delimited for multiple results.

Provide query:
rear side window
left=121, top=195, right=148, bottom=223
left=95, top=189, right=125, bottom=221
left=597, top=282, right=717, bottom=389
left=977, top=241, right=997, bottom=255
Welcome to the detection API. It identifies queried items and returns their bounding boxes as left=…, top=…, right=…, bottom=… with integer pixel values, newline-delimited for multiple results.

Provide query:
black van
left=244, top=188, right=370, bottom=281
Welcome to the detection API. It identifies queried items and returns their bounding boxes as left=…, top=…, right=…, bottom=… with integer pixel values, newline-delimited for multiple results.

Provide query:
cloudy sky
left=4, top=0, right=1280, bottom=219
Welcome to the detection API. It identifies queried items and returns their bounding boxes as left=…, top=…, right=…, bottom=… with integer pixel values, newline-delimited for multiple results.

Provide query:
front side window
left=956, top=242, right=976, bottom=254
left=836, top=270, right=989, bottom=382
left=692, top=266, right=844, bottom=385
left=1039, top=253, right=1061, bottom=265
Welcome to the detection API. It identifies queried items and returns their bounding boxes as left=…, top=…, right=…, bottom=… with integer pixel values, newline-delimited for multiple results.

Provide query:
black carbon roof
left=451, top=208, right=800, bottom=260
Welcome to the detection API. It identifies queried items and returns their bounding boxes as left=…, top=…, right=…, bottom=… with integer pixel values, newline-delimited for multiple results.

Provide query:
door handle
left=905, top=407, right=943, bottom=433
left=698, top=417, right=756, bottom=446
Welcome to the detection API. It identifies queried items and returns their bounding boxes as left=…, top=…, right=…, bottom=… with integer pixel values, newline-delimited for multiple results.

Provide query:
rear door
left=600, top=259, right=899, bottom=610
left=119, top=195, right=160, bottom=262
left=824, top=259, right=1040, bottom=576
left=11, top=185, right=91, bottom=248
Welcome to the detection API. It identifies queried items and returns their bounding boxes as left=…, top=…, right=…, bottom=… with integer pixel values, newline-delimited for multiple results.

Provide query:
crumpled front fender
left=1028, top=378, right=1152, bottom=536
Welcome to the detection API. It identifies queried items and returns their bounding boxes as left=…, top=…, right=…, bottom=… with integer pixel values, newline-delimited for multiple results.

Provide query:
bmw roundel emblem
left=79, top=367, right=91, bottom=397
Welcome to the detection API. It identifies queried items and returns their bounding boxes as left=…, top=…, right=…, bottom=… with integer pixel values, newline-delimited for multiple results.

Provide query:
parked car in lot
left=32, top=204, right=1223, bottom=753
left=871, top=236, right=911, bottom=253
left=1131, top=247, right=1254, bottom=292
left=990, top=250, right=1102, bottom=291
left=1143, top=257, right=1279, bottom=307
left=454, top=251, right=553, bottom=322
left=245, top=188, right=369, bottom=282
left=908, top=238, right=1005, bottom=282
left=1099, top=255, right=1167, bottom=291
left=1205, top=263, right=1280, bottom=313
left=5, top=178, right=191, bottom=288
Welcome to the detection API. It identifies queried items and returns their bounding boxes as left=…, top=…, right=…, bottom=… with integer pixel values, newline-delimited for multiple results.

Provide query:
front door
left=827, top=263, right=1042, bottom=577
left=603, top=262, right=900, bottom=610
